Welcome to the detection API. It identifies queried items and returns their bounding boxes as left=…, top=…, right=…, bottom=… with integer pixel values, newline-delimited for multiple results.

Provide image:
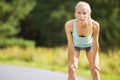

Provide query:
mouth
left=78, top=18, right=85, bottom=21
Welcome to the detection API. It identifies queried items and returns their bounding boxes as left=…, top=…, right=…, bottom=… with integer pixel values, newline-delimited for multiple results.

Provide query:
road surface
left=0, top=64, right=86, bottom=80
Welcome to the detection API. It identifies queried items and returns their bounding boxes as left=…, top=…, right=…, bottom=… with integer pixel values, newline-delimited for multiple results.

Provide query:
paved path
left=0, top=64, right=86, bottom=80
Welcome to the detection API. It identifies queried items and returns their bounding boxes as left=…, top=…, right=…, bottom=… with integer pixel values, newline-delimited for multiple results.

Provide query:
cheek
left=85, top=16, right=88, bottom=19
left=75, top=14, right=79, bottom=19
left=75, top=13, right=78, bottom=18
left=87, top=14, right=90, bottom=17
left=75, top=13, right=81, bottom=17
left=85, top=15, right=89, bottom=19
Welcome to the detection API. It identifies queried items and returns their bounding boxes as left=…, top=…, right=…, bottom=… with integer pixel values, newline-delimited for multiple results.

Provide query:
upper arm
left=92, top=20, right=100, bottom=46
left=65, top=20, right=73, bottom=44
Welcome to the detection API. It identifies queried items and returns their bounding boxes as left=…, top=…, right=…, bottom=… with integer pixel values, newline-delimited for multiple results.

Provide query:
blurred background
left=0, top=0, right=120, bottom=80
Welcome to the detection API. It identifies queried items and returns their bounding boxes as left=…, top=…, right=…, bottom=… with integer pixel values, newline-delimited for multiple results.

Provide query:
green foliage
left=0, top=38, right=35, bottom=48
left=0, top=0, right=36, bottom=47
left=0, top=0, right=36, bottom=37
left=22, top=0, right=75, bottom=47
left=92, top=0, right=120, bottom=50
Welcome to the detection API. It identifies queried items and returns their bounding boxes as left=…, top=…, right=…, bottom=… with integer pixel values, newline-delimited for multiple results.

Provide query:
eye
left=78, top=12, right=81, bottom=14
left=83, top=12, right=87, bottom=15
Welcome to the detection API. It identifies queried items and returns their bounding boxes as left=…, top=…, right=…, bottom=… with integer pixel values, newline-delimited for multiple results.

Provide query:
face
left=75, top=5, right=90, bottom=22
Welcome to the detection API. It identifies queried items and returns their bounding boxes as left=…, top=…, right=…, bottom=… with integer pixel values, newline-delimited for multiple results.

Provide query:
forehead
left=76, top=5, right=88, bottom=12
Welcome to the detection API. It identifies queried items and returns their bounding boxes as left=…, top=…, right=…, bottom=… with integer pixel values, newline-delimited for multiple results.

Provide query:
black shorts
left=74, top=46, right=91, bottom=52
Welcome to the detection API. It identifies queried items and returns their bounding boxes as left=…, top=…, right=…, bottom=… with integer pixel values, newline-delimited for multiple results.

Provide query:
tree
left=90, top=0, right=120, bottom=50
left=19, top=0, right=76, bottom=47
left=0, top=0, right=36, bottom=47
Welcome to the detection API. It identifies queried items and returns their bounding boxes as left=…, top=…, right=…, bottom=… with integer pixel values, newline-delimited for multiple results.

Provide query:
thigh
left=68, top=49, right=80, bottom=61
left=68, top=49, right=80, bottom=69
left=86, top=49, right=99, bottom=67
left=74, top=50, right=80, bottom=66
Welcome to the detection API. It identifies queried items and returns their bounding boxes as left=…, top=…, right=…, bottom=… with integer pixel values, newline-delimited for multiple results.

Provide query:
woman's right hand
left=68, top=60, right=78, bottom=72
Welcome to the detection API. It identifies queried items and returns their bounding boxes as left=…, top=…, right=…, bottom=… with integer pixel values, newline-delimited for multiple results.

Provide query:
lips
left=79, top=18, right=85, bottom=21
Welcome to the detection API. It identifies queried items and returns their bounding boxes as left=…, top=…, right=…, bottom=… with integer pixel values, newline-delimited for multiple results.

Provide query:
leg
left=86, top=49, right=100, bottom=80
left=68, top=50, right=80, bottom=80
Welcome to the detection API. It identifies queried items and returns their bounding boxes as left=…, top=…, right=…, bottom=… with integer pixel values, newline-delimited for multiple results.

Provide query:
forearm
left=93, top=42, right=99, bottom=53
left=92, top=41, right=99, bottom=62
left=68, top=42, right=74, bottom=63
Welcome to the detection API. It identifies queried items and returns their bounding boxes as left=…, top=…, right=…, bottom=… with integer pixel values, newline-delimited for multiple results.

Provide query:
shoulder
left=65, top=19, right=74, bottom=32
left=91, top=19, right=100, bottom=32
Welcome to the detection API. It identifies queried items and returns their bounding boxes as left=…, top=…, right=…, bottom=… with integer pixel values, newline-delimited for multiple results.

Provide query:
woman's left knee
left=90, top=64, right=100, bottom=72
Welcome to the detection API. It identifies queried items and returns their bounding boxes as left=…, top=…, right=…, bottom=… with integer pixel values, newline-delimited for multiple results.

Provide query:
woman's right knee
left=68, top=64, right=77, bottom=76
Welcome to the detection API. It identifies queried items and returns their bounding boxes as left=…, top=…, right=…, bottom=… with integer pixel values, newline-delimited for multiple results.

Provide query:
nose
left=79, top=14, right=84, bottom=18
left=79, top=14, right=84, bottom=19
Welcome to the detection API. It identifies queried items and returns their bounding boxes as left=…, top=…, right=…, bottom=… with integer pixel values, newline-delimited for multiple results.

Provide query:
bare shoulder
left=91, top=19, right=100, bottom=32
left=65, top=19, right=74, bottom=32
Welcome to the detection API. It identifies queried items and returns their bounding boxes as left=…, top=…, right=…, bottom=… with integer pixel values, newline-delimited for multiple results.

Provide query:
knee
left=90, top=64, right=100, bottom=72
left=68, top=64, right=77, bottom=77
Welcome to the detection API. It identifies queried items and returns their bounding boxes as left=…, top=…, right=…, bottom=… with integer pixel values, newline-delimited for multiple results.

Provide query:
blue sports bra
left=72, top=19, right=93, bottom=48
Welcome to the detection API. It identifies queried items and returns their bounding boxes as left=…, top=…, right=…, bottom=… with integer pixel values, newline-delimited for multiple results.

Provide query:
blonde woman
left=65, top=1, right=100, bottom=80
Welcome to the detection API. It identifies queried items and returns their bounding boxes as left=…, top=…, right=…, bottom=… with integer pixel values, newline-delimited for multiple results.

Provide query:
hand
left=90, top=63, right=100, bottom=72
left=69, top=63, right=78, bottom=72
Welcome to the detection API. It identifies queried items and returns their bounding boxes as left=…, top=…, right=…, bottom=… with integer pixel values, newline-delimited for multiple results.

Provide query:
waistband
left=74, top=46, right=91, bottom=51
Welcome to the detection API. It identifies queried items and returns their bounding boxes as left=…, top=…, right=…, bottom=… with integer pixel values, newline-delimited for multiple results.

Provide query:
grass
left=0, top=46, right=120, bottom=80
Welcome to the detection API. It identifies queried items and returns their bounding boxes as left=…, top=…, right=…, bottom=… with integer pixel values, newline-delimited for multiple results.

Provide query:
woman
left=65, top=1, right=100, bottom=80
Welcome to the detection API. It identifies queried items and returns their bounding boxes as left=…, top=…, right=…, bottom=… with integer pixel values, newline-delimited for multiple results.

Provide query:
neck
left=76, top=20, right=86, bottom=28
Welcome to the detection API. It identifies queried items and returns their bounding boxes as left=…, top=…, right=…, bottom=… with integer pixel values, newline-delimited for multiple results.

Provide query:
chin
left=78, top=19, right=85, bottom=22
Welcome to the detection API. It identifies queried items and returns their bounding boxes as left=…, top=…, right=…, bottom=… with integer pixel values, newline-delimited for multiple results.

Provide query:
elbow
left=67, top=42, right=70, bottom=46
left=67, top=42, right=74, bottom=49
left=96, top=43, right=99, bottom=50
left=96, top=45, right=99, bottom=51
left=67, top=41, right=73, bottom=46
left=95, top=45, right=99, bottom=53
left=92, top=42, right=99, bottom=51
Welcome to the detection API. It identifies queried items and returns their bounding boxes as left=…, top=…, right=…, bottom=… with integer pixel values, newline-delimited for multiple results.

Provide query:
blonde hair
left=75, top=1, right=93, bottom=37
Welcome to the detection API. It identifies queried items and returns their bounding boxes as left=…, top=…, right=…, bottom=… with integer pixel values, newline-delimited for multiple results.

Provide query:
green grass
left=0, top=46, right=120, bottom=80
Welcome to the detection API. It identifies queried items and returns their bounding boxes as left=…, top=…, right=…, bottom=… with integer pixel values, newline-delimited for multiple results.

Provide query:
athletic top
left=72, top=19, right=93, bottom=48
